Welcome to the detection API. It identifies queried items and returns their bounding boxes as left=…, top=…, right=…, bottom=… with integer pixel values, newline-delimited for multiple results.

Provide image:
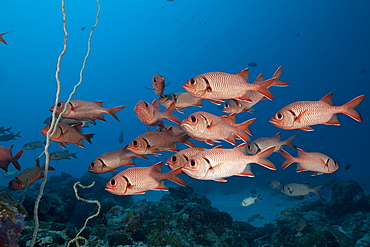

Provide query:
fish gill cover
left=0, top=0, right=370, bottom=246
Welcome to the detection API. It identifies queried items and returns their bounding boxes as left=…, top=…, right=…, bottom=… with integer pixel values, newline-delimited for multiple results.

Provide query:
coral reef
left=13, top=176, right=370, bottom=246
left=0, top=190, right=27, bottom=247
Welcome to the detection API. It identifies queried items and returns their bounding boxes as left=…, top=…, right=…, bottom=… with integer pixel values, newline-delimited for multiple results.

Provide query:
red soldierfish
left=181, top=111, right=256, bottom=145
left=8, top=160, right=55, bottom=190
left=281, top=183, right=323, bottom=198
left=279, top=148, right=339, bottom=176
left=127, top=128, right=194, bottom=156
left=50, top=100, right=125, bottom=122
left=150, top=74, right=166, bottom=98
left=0, top=145, right=23, bottom=172
left=246, top=133, right=297, bottom=155
left=269, top=93, right=366, bottom=131
left=89, top=145, right=147, bottom=173
left=41, top=122, right=94, bottom=148
left=223, top=66, right=289, bottom=114
left=0, top=32, right=9, bottom=44
left=134, top=100, right=180, bottom=129
left=105, top=162, right=186, bottom=195
left=182, top=68, right=277, bottom=104
left=182, top=144, right=276, bottom=182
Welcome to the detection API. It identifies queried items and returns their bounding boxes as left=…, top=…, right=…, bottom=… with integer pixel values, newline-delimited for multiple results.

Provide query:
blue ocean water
left=1, top=0, right=369, bottom=226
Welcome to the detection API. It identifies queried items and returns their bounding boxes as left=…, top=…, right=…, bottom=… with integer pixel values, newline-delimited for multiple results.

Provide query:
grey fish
left=118, top=131, right=124, bottom=144
left=0, top=126, right=12, bottom=134
left=22, top=140, right=46, bottom=150
left=50, top=150, right=77, bottom=160
left=0, top=131, right=21, bottom=141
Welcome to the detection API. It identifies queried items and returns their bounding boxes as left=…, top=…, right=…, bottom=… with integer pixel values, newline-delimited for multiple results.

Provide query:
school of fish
left=1, top=65, right=365, bottom=201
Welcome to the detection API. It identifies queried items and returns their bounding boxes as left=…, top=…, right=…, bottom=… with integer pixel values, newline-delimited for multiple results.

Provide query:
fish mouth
left=268, top=118, right=279, bottom=126
left=104, top=187, right=116, bottom=194
left=180, top=122, right=194, bottom=133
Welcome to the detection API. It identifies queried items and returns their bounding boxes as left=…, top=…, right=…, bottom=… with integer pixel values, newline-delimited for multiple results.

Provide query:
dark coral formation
left=0, top=190, right=27, bottom=247
left=11, top=175, right=370, bottom=246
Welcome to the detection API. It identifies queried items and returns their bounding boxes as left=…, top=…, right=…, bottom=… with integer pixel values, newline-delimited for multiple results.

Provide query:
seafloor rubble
left=1, top=172, right=370, bottom=247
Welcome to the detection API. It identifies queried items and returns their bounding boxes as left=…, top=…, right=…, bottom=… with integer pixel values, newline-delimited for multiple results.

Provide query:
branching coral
left=67, top=181, right=101, bottom=247
left=29, top=0, right=101, bottom=246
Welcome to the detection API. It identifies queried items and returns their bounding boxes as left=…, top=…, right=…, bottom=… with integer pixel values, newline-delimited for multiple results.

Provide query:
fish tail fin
left=271, top=66, right=289, bottom=87
left=162, top=102, right=181, bottom=124
left=279, top=149, right=295, bottom=169
left=0, top=32, right=9, bottom=44
left=254, top=146, right=276, bottom=170
left=178, top=134, right=195, bottom=147
left=107, top=106, right=125, bottom=122
left=12, top=150, right=24, bottom=171
left=311, top=186, right=324, bottom=199
left=341, top=95, right=365, bottom=122
left=256, top=78, right=276, bottom=100
left=40, top=165, right=56, bottom=172
left=234, top=118, right=256, bottom=142
left=84, top=133, right=95, bottom=144
left=15, top=131, right=21, bottom=138
left=71, top=152, right=78, bottom=159
left=47, top=165, right=56, bottom=171
left=283, top=134, right=298, bottom=149
left=166, top=167, right=186, bottom=186
left=5, top=127, right=12, bottom=133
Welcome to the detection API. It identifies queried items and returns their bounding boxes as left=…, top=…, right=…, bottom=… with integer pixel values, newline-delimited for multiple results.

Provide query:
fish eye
left=110, top=179, right=116, bottom=186
left=57, top=102, right=62, bottom=107
left=190, top=160, right=196, bottom=167
left=90, top=162, right=95, bottom=167
left=132, top=140, right=138, bottom=146
left=144, top=102, right=149, bottom=107
left=190, top=115, right=197, bottom=123
left=190, top=79, right=196, bottom=85
left=276, top=113, right=283, bottom=120
left=225, top=103, right=229, bottom=108
left=171, top=156, right=177, bottom=162
left=153, top=78, right=157, bottom=83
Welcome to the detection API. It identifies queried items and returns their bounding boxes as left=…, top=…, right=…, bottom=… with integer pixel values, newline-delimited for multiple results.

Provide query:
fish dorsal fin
left=274, top=132, right=281, bottom=139
left=237, top=68, right=249, bottom=82
left=221, top=114, right=236, bottom=125
left=254, top=73, right=264, bottom=83
left=297, top=148, right=306, bottom=156
left=319, top=93, right=334, bottom=105
left=151, top=100, right=160, bottom=110
left=272, top=66, right=283, bottom=79
left=151, top=162, right=163, bottom=173
left=94, top=101, right=104, bottom=107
